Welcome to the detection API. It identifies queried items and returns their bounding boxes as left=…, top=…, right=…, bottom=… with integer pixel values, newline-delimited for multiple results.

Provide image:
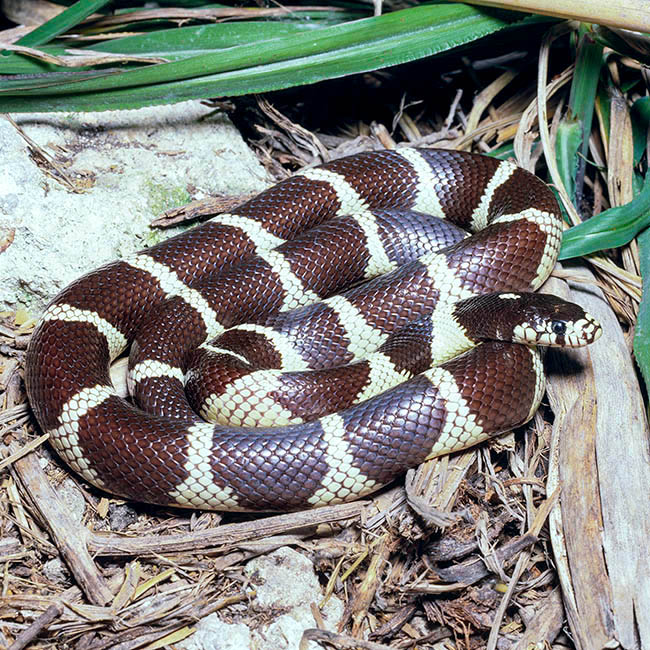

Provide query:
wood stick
left=88, top=501, right=365, bottom=557
left=8, top=444, right=114, bottom=606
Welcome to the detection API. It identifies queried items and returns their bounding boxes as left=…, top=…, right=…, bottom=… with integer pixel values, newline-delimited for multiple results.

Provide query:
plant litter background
left=0, top=0, right=649, bottom=648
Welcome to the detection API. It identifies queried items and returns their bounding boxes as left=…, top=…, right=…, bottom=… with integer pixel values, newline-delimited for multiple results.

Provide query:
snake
left=24, top=148, right=602, bottom=512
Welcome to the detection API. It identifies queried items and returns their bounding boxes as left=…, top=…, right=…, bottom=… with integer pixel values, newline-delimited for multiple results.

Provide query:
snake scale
left=25, top=148, right=601, bottom=511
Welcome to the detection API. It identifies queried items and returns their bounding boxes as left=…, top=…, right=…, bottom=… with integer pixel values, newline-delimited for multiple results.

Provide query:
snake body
left=25, top=148, right=601, bottom=511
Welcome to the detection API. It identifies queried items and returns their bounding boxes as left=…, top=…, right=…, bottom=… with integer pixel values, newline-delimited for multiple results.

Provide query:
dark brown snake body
left=24, top=148, right=601, bottom=511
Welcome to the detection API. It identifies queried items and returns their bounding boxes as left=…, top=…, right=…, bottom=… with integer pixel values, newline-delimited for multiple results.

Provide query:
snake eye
left=551, top=320, right=567, bottom=335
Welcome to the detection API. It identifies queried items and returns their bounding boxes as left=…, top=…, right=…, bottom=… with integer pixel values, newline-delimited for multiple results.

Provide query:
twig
left=88, top=501, right=365, bottom=556
left=300, top=629, right=396, bottom=650
left=0, top=433, right=49, bottom=471
left=7, top=603, right=64, bottom=650
left=9, top=443, right=113, bottom=605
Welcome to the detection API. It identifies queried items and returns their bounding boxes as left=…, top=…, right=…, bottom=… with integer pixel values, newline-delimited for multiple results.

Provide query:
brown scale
left=449, top=342, right=538, bottom=432
left=332, top=374, right=450, bottom=485
left=51, top=261, right=164, bottom=335
left=205, top=424, right=335, bottom=510
left=489, top=167, right=561, bottom=218
left=144, top=222, right=262, bottom=283
left=280, top=218, right=370, bottom=294
left=64, top=345, right=537, bottom=511
left=211, top=329, right=284, bottom=369
left=233, top=175, right=343, bottom=232
left=129, top=219, right=373, bottom=419
left=417, top=150, right=502, bottom=227
left=375, top=210, right=468, bottom=265
left=323, top=150, right=421, bottom=208
left=27, top=320, right=112, bottom=429
left=333, top=343, right=538, bottom=487
left=264, top=316, right=436, bottom=424
left=444, top=220, right=552, bottom=293
left=185, top=350, right=258, bottom=415
left=199, top=261, right=440, bottom=380
left=186, top=314, right=437, bottom=424
left=192, top=291, right=592, bottom=429
left=341, top=263, right=439, bottom=333
left=73, top=395, right=195, bottom=504
left=272, top=366, right=373, bottom=422
left=198, top=217, right=545, bottom=392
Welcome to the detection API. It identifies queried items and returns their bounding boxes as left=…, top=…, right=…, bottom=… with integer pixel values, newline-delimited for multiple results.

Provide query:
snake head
left=506, top=292, right=602, bottom=346
left=455, top=292, right=603, bottom=347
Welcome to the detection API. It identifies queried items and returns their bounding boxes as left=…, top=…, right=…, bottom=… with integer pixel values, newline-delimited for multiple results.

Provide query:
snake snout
left=560, top=311, right=603, bottom=347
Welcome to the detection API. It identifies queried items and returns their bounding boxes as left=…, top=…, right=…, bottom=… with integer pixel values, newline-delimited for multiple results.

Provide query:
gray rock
left=179, top=547, right=344, bottom=650
left=181, top=615, right=251, bottom=650
left=107, top=502, right=139, bottom=532
left=0, top=103, right=271, bottom=313
left=55, top=478, right=86, bottom=524
left=42, top=557, right=71, bottom=586
left=246, top=547, right=344, bottom=650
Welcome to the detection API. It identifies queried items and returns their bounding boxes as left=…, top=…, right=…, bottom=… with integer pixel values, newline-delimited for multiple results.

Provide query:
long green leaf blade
left=559, top=172, right=650, bottom=259
left=0, top=5, right=540, bottom=112
left=556, top=25, right=603, bottom=208
left=2, top=5, right=511, bottom=96
left=13, top=0, right=113, bottom=48
left=0, top=22, right=330, bottom=75
left=634, top=225, right=650, bottom=395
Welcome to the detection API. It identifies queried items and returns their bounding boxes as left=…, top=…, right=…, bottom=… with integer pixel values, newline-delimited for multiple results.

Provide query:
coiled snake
left=25, top=148, right=601, bottom=511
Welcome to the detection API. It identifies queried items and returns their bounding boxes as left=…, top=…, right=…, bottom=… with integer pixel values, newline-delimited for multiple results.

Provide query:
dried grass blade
left=462, top=0, right=650, bottom=32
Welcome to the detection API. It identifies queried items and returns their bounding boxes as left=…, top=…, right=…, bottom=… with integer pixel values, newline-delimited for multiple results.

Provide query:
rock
left=179, top=547, right=344, bottom=650
left=107, top=502, right=139, bottom=532
left=42, top=557, right=71, bottom=586
left=0, top=103, right=271, bottom=313
left=55, top=478, right=86, bottom=524
left=181, top=615, right=251, bottom=650
left=246, top=547, right=344, bottom=650
left=246, top=546, right=328, bottom=609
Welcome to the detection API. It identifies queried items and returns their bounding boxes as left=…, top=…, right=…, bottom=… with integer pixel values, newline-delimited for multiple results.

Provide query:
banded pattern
left=190, top=293, right=601, bottom=427
left=129, top=209, right=467, bottom=420
left=25, top=148, right=597, bottom=511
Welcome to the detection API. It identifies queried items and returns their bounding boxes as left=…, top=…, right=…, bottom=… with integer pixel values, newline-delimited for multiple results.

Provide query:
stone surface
left=42, top=557, right=71, bottom=586
left=248, top=547, right=344, bottom=650
left=181, top=615, right=252, bottom=650
left=180, top=547, right=344, bottom=650
left=0, top=103, right=271, bottom=313
left=54, top=478, right=86, bottom=524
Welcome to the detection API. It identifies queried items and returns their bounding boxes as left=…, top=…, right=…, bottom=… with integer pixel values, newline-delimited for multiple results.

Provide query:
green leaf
left=559, top=172, right=650, bottom=259
left=89, top=22, right=325, bottom=57
left=634, top=225, right=650, bottom=395
left=488, top=142, right=515, bottom=160
left=0, top=4, right=537, bottom=112
left=592, top=24, right=650, bottom=66
left=556, top=25, right=603, bottom=208
left=12, top=0, right=113, bottom=48
left=555, top=117, right=582, bottom=203
left=0, top=22, right=330, bottom=75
